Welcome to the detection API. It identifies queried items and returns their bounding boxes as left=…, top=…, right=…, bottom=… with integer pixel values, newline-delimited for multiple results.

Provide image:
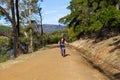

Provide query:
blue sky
left=41, top=0, right=70, bottom=24
left=0, top=0, right=70, bottom=25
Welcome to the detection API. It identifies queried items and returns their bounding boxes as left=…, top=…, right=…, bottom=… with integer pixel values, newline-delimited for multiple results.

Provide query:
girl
left=58, top=37, right=68, bottom=57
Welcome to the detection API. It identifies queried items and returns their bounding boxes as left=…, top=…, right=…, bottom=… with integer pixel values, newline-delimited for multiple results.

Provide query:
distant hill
left=38, top=24, right=66, bottom=33
left=0, top=24, right=66, bottom=34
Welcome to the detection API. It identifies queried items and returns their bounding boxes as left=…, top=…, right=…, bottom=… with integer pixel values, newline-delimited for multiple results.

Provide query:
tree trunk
left=28, top=28, right=33, bottom=53
left=28, top=6, right=34, bottom=53
left=39, top=10, right=43, bottom=36
left=116, top=2, right=120, bottom=10
left=15, top=0, right=22, bottom=55
left=11, top=0, right=18, bottom=57
left=16, top=0, right=20, bottom=36
left=38, top=8, right=43, bottom=47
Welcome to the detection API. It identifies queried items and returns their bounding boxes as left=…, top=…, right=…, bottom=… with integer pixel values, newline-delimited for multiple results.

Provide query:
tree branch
left=0, top=6, right=13, bottom=24
left=0, top=32, right=12, bottom=39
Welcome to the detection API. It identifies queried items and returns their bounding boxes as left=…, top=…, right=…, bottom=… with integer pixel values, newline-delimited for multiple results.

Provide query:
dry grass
left=71, top=35, right=120, bottom=79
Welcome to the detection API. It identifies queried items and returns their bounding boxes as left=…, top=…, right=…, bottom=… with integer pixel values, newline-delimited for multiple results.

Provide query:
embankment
left=71, top=36, right=120, bottom=80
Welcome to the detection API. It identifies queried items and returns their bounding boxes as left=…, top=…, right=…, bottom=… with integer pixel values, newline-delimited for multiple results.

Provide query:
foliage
left=0, top=25, right=12, bottom=33
left=0, top=0, right=43, bottom=57
left=68, top=27, right=78, bottom=41
left=0, top=36, right=11, bottom=62
left=19, top=0, right=43, bottom=25
left=0, top=36, right=9, bottom=50
left=59, top=0, right=120, bottom=40
left=0, top=25, right=13, bottom=62
left=18, top=25, right=44, bottom=52
left=48, top=29, right=69, bottom=43
left=0, top=53, right=10, bottom=63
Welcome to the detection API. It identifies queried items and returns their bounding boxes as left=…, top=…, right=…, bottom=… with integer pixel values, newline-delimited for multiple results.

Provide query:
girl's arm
left=58, top=41, right=60, bottom=44
left=65, top=41, right=69, bottom=45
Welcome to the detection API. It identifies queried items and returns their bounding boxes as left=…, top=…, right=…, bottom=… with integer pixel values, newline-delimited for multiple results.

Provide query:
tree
left=0, top=0, right=20, bottom=57
left=59, top=0, right=90, bottom=39
left=0, top=0, right=43, bottom=56
left=0, top=36, right=10, bottom=62
left=59, top=0, right=120, bottom=40
left=19, top=0, right=43, bottom=52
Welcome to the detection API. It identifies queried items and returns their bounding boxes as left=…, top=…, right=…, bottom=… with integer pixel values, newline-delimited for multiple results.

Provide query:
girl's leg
left=60, top=48, right=63, bottom=56
left=62, top=47, right=65, bottom=57
left=62, top=48, right=65, bottom=56
left=60, top=47, right=66, bottom=57
left=64, top=48, right=66, bottom=56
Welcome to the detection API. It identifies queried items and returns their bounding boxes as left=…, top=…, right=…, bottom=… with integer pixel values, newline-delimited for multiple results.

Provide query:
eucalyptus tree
left=19, top=0, right=43, bottom=52
left=0, top=0, right=43, bottom=57
left=0, top=0, right=20, bottom=57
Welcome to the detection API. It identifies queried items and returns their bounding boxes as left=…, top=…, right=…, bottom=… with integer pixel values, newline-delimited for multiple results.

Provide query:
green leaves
left=59, top=0, right=120, bottom=40
left=89, top=21, right=102, bottom=32
left=96, top=6, right=120, bottom=26
left=0, top=36, right=10, bottom=60
left=0, top=37, right=9, bottom=46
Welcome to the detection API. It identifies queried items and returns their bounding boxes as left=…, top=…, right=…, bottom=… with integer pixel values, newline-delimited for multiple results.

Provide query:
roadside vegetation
left=59, top=0, right=120, bottom=41
left=0, top=25, right=68, bottom=62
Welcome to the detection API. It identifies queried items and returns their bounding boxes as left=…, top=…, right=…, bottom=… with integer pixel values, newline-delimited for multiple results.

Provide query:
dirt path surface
left=0, top=47, right=109, bottom=80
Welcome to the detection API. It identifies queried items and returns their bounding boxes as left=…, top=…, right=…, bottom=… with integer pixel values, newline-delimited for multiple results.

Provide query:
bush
left=0, top=36, right=11, bottom=62
left=48, top=30, right=69, bottom=44
left=0, top=53, right=10, bottom=63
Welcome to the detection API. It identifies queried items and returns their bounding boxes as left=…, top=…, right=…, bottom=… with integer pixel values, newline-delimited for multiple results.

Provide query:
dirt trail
left=0, top=47, right=109, bottom=80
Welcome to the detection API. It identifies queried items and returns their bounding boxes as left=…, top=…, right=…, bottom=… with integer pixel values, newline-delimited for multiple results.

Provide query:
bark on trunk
left=116, top=2, right=120, bottom=10
left=11, top=0, right=18, bottom=57
left=38, top=8, right=43, bottom=47
left=16, top=0, right=20, bottom=35
left=28, top=29, right=33, bottom=53
left=28, top=1, right=34, bottom=53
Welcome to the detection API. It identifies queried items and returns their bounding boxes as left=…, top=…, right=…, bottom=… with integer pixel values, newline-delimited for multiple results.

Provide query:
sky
left=41, top=0, right=70, bottom=24
left=0, top=0, right=71, bottom=25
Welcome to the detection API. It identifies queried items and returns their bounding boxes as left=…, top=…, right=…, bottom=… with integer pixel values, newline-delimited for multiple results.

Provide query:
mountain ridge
left=38, top=24, right=66, bottom=33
